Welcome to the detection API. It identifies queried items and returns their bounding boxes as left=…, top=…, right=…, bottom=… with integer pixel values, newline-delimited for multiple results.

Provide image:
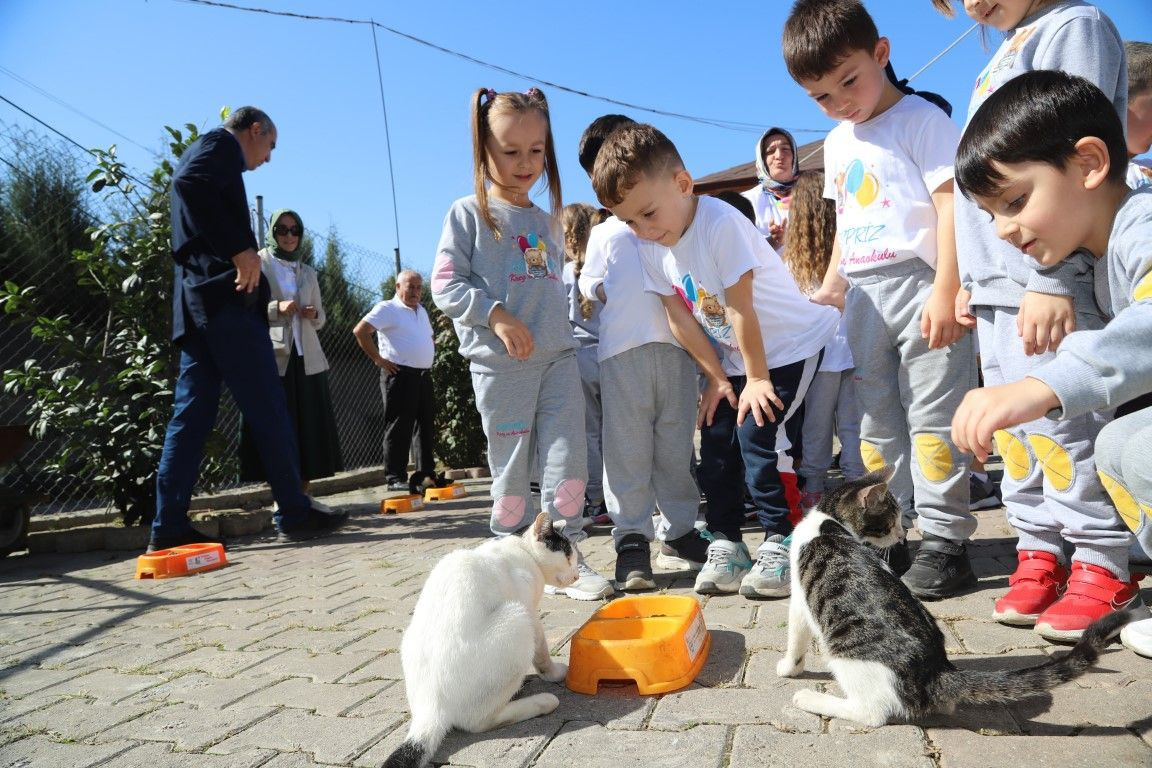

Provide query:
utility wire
left=370, top=21, right=402, bottom=273
left=176, top=0, right=824, bottom=135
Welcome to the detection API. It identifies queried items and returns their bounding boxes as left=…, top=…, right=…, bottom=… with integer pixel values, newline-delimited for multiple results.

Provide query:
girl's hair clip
left=524, top=87, right=543, bottom=100
left=482, top=88, right=497, bottom=103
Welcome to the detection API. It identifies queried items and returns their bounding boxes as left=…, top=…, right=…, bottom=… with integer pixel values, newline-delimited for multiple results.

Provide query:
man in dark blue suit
left=149, top=106, right=347, bottom=552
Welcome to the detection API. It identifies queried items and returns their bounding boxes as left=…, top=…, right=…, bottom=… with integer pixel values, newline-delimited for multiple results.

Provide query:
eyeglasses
left=274, top=225, right=302, bottom=237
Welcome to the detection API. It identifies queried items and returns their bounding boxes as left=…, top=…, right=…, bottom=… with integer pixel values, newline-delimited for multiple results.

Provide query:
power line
left=176, top=0, right=826, bottom=135
left=0, top=66, right=155, bottom=154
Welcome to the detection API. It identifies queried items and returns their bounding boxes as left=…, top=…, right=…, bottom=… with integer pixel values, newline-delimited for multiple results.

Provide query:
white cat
left=383, top=512, right=579, bottom=768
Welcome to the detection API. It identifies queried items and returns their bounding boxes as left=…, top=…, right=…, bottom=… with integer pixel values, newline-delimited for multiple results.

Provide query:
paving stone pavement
left=1, top=478, right=1150, bottom=767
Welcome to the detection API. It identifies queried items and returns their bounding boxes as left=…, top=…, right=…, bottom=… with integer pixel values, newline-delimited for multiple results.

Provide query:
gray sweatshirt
left=431, top=195, right=576, bottom=373
left=1031, top=188, right=1152, bottom=418
left=956, top=0, right=1126, bottom=312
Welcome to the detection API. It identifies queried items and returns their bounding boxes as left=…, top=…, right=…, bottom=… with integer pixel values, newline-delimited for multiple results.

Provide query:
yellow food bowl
left=424, top=484, right=466, bottom=501
left=135, top=543, right=227, bottom=579
left=566, top=594, right=710, bottom=695
left=380, top=495, right=424, bottom=514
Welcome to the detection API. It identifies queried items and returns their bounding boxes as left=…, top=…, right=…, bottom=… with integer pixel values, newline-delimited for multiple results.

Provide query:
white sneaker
left=694, top=534, right=753, bottom=595
left=552, top=556, right=614, bottom=601
left=739, top=534, right=791, bottom=598
left=1121, top=617, right=1152, bottom=658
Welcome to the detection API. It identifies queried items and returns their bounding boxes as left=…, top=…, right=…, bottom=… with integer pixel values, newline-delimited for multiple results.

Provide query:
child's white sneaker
left=739, top=534, right=792, bottom=598
left=694, top=533, right=753, bottom=594
left=1121, top=617, right=1152, bottom=658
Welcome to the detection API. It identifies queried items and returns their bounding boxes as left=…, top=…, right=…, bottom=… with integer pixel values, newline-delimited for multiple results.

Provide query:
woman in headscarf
left=239, top=209, right=343, bottom=494
left=740, top=127, right=800, bottom=252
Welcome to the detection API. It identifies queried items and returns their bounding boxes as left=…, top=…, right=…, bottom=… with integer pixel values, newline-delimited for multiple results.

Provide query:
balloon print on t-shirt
left=516, top=232, right=551, bottom=278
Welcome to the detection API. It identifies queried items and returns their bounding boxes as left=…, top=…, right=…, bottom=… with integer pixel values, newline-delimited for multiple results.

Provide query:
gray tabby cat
left=777, top=466, right=1134, bottom=726
left=383, top=512, right=579, bottom=768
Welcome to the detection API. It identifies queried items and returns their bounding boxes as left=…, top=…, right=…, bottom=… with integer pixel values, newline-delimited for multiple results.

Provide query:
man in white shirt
left=353, top=270, right=436, bottom=491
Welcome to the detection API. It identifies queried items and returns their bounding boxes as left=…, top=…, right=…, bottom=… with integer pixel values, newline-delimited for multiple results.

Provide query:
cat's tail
left=381, top=717, right=449, bottom=768
left=938, top=610, right=1134, bottom=705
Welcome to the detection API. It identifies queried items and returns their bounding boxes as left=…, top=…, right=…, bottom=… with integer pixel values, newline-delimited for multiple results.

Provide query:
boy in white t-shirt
left=591, top=122, right=840, bottom=600
left=783, top=0, right=978, bottom=599
left=575, top=115, right=711, bottom=592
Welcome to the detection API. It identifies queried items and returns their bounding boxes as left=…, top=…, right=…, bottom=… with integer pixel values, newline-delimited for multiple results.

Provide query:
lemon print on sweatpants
left=1027, top=434, right=1073, bottom=492
left=860, top=441, right=886, bottom=472
left=1098, top=470, right=1146, bottom=534
left=914, top=434, right=952, bottom=482
left=994, top=429, right=1031, bottom=481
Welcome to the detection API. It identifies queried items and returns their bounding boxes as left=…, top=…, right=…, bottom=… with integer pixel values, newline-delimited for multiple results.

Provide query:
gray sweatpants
left=846, top=261, right=977, bottom=541
left=797, top=368, right=865, bottom=492
left=576, top=343, right=604, bottom=505
left=472, top=354, right=587, bottom=544
left=600, top=342, right=700, bottom=547
left=1095, top=406, right=1152, bottom=561
left=975, top=307, right=1127, bottom=576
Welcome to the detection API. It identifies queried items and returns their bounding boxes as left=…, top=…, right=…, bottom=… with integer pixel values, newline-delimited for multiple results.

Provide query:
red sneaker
left=1034, top=562, right=1146, bottom=642
left=992, top=550, right=1067, bottom=626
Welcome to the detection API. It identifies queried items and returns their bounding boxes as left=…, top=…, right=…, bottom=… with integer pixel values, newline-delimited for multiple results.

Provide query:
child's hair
left=1128, top=41, right=1152, bottom=98
left=470, top=87, right=562, bottom=239
left=579, top=114, right=636, bottom=175
left=562, top=202, right=600, bottom=319
left=782, top=0, right=880, bottom=83
left=784, top=171, right=836, bottom=293
left=929, top=0, right=954, bottom=17
left=590, top=123, right=685, bottom=208
left=711, top=190, right=757, bottom=225
left=955, top=70, right=1128, bottom=200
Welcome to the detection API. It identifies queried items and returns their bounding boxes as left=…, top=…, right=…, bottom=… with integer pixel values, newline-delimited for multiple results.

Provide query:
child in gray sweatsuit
left=937, top=0, right=1130, bottom=638
left=431, top=87, right=611, bottom=602
left=951, top=70, right=1148, bottom=645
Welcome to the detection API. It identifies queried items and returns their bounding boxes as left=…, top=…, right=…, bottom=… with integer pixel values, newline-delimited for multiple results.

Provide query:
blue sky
left=1, top=0, right=1148, bottom=293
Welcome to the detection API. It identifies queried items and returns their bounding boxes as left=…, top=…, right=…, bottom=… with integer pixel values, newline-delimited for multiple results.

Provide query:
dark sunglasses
left=274, top=225, right=302, bottom=237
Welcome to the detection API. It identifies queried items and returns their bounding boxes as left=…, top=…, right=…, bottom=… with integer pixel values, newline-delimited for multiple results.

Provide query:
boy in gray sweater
left=951, top=71, right=1150, bottom=644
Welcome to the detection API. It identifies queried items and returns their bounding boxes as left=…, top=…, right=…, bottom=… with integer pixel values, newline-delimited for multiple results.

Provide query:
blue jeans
left=698, top=354, right=819, bottom=542
left=153, top=303, right=311, bottom=537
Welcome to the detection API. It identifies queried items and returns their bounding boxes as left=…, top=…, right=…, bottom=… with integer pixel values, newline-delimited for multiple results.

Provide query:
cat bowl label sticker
left=410, top=498, right=424, bottom=509
left=185, top=550, right=221, bottom=570
left=447, top=485, right=465, bottom=497
left=684, top=612, right=707, bottom=661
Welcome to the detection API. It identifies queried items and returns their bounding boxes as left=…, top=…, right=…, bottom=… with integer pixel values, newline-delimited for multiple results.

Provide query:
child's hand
left=920, top=288, right=967, bottom=348
left=951, top=378, right=1059, bottom=462
left=809, top=285, right=844, bottom=312
left=954, top=287, right=976, bottom=329
left=490, top=306, right=534, bottom=360
left=698, top=377, right=737, bottom=428
left=768, top=221, right=787, bottom=251
left=1017, top=291, right=1075, bottom=356
left=737, top=377, right=784, bottom=428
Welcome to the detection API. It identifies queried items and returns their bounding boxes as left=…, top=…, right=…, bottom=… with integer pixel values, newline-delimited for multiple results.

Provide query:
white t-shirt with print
left=638, top=195, right=839, bottom=377
left=822, top=95, right=959, bottom=276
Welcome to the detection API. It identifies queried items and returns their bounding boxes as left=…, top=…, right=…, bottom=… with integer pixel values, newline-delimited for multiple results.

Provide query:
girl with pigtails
left=431, top=87, right=614, bottom=601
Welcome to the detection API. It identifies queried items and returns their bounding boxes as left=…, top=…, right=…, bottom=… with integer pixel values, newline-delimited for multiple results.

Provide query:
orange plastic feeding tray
left=381, top=495, right=425, bottom=514
left=424, top=483, right=466, bottom=501
left=135, top=543, right=227, bottom=579
left=566, top=594, right=710, bottom=695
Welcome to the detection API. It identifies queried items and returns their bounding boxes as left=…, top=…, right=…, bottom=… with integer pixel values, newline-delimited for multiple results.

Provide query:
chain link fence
left=0, top=120, right=400, bottom=516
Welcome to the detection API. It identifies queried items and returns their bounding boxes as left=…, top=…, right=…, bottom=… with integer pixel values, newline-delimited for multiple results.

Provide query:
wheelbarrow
left=0, top=424, right=36, bottom=556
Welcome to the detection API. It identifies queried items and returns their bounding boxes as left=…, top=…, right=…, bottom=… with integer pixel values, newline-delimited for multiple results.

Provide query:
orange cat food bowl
left=566, top=594, right=710, bottom=695
left=424, top=484, right=466, bottom=501
left=381, top=495, right=425, bottom=514
left=135, top=543, right=227, bottom=579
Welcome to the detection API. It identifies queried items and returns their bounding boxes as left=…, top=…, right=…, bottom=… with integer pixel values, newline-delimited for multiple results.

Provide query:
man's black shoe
left=277, top=507, right=349, bottom=543
left=146, top=527, right=225, bottom=554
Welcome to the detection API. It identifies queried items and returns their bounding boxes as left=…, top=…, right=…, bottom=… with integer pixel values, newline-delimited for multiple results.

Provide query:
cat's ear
left=856, top=465, right=894, bottom=508
left=531, top=512, right=552, bottom=541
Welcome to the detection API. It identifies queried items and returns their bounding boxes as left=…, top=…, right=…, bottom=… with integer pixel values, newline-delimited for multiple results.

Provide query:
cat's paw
left=540, top=662, right=568, bottom=683
left=792, top=688, right=821, bottom=713
left=776, top=655, right=805, bottom=678
left=537, top=693, right=560, bottom=715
